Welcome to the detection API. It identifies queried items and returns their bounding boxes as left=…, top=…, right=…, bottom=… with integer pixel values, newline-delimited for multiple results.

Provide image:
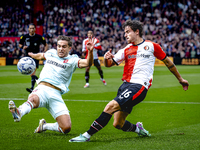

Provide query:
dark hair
left=122, top=20, right=143, bottom=37
left=57, top=35, right=72, bottom=47
left=28, top=23, right=35, bottom=28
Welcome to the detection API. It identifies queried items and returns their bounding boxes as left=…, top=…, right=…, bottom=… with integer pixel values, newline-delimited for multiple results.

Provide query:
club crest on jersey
left=63, top=60, right=69, bottom=63
left=144, top=45, right=149, bottom=50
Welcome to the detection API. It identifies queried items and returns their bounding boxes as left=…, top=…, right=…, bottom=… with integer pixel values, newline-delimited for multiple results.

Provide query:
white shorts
left=29, top=85, right=69, bottom=119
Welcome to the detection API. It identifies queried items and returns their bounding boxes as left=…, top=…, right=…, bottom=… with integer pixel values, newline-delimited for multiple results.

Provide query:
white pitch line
left=0, top=98, right=200, bottom=104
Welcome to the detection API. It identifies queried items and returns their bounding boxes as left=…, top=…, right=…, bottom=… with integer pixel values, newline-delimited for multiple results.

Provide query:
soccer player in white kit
left=69, top=20, right=189, bottom=142
left=9, top=35, right=95, bottom=134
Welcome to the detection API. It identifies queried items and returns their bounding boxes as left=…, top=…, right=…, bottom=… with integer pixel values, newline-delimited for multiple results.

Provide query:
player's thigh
left=114, top=82, right=147, bottom=114
left=104, top=100, right=121, bottom=114
left=94, top=59, right=101, bottom=69
left=29, top=85, right=49, bottom=108
left=49, top=92, right=70, bottom=120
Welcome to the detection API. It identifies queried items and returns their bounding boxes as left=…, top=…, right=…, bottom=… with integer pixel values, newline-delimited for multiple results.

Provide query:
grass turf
left=0, top=65, right=199, bottom=150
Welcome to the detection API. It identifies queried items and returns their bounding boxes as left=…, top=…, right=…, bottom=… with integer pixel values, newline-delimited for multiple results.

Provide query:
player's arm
left=19, top=43, right=23, bottom=49
left=28, top=52, right=45, bottom=60
left=44, top=43, right=48, bottom=52
left=104, top=49, right=116, bottom=67
left=79, top=38, right=94, bottom=68
left=94, top=40, right=102, bottom=50
left=81, top=40, right=87, bottom=58
left=162, top=56, right=189, bottom=90
left=19, top=36, right=28, bottom=50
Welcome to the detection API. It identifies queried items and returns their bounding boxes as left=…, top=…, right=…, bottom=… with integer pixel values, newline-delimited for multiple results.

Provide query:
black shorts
left=114, top=82, right=147, bottom=114
left=27, top=56, right=39, bottom=68
left=33, top=58, right=39, bottom=68
left=93, top=59, right=100, bottom=67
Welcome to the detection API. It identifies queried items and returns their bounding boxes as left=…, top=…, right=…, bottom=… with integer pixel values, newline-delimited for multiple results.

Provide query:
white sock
left=86, top=83, right=89, bottom=86
left=43, top=122, right=64, bottom=134
left=135, top=126, right=140, bottom=133
left=82, top=132, right=91, bottom=139
left=18, top=101, right=33, bottom=117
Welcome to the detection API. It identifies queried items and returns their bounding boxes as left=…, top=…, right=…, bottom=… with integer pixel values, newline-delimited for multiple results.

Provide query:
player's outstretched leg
left=136, top=122, right=151, bottom=137
left=35, top=120, right=68, bottom=134
left=34, top=119, right=47, bottom=133
left=8, top=101, right=21, bottom=122
left=69, top=112, right=112, bottom=142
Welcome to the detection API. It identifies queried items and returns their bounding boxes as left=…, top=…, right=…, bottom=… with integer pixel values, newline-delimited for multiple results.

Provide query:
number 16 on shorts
left=118, top=89, right=132, bottom=100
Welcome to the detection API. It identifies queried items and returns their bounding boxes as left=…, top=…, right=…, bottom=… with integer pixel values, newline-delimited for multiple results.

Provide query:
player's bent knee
left=27, top=94, right=40, bottom=108
left=61, top=125, right=71, bottom=134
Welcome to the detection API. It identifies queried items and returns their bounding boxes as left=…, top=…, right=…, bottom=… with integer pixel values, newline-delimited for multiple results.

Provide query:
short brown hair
left=122, top=20, right=143, bottom=37
left=57, top=35, right=72, bottom=47
left=87, top=30, right=93, bottom=35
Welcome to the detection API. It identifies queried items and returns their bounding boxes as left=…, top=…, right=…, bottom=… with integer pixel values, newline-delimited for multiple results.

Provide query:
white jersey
left=113, top=40, right=166, bottom=90
left=36, top=49, right=80, bottom=94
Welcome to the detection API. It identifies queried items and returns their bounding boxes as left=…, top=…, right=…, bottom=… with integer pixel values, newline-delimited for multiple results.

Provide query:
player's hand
left=86, top=36, right=95, bottom=51
left=179, top=79, right=189, bottom=91
left=28, top=52, right=33, bottom=55
left=104, top=49, right=114, bottom=59
left=28, top=52, right=34, bottom=58
left=23, top=46, right=28, bottom=50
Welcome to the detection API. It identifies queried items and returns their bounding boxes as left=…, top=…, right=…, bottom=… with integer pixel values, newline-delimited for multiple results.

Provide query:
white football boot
left=9, top=100, right=21, bottom=122
left=34, top=119, right=47, bottom=133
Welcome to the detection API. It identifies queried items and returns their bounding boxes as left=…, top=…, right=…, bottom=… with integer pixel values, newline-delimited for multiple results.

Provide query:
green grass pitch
left=0, top=65, right=200, bottom=150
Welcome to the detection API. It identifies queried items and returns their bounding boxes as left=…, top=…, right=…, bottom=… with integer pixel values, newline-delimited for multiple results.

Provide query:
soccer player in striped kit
left=82, top=30, right=107, bottom=88
left=69, top=20, right=189, bottom=142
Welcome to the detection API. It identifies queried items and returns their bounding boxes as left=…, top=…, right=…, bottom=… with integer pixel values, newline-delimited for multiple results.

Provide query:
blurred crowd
left=0, top=0, right=200, bottom=59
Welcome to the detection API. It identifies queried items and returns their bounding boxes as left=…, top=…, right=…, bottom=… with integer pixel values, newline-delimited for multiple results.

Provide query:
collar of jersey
left=131, top=39, right=145, bottom=46
left=29, top=33, right=35, bottom=37
left=62, top=54, right=70, bottom=59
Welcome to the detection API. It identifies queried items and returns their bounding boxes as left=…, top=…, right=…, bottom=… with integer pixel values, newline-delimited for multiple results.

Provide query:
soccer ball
left=17, top=57, right=36, bottom=75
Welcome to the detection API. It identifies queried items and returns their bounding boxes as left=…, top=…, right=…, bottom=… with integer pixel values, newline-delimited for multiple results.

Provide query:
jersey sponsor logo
left=144, top=45, right=149, bottom=50
left=139, top=54, right=150, bottom=58
left=63, top=60, right=69, bottom=63
left=128, top=54, right=150, bottom=59
left=128, top=54, right=137, bottom=59
left=47, top=60, right=66, bottom=69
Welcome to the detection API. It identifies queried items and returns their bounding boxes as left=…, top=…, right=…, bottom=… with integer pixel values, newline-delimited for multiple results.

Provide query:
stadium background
left=0, top=0, right=200, bottom=66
